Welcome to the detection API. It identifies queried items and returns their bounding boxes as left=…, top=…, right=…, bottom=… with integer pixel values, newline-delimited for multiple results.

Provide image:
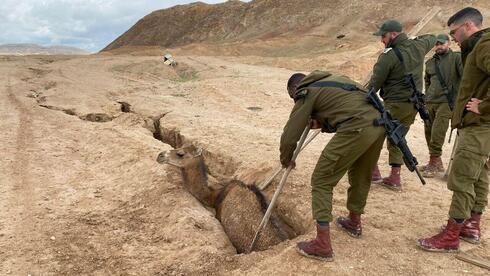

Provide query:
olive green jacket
left=452, top=28, right=490, bottom=129
left=280, top=71, right=380, bottom=166
left=424, top=49, right=463, bottom=104
left=368, top=33, right=436, bottom=102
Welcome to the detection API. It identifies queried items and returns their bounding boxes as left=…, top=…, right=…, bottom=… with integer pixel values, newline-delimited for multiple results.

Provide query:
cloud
left=0, top=0, right=247, bottom=52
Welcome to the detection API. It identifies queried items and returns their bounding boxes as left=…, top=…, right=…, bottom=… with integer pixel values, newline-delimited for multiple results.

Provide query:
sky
left=0, top=1, right=250, bottom=53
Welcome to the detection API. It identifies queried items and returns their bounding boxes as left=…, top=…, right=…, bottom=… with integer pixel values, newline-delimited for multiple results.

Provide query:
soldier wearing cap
left=420, top=34, right=463, bottom=177
left=368, top=20, right=436, bottom=191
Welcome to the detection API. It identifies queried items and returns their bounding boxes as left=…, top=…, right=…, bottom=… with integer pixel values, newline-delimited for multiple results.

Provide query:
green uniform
left=368, top=33, right=436, bottom=165
left=280, top=71, right=385, bottom=222
left=424, top=50, right=463, bottom=156
left=448, top=28, right=490, bottom=219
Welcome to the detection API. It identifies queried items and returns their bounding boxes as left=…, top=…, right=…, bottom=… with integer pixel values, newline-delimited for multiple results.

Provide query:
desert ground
left=0, top=50, right=488, bottom=275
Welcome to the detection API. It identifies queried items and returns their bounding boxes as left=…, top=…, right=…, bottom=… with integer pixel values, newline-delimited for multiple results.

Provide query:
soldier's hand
left=466, top=98, right=482, bottom=114
left=309, top=119, right=322, bottom=129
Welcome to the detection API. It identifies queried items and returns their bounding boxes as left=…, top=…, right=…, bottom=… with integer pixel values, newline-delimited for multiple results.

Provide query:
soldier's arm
left=453, top=53, right=463, bottom=97
left=475, top=38, right=490, bottom=115
left=424, top=60, right=431, bottom=89
left=415, top=34, right=437, bottom=54
left=455, top=53, right=463, bottom=78
left=279, top=94, right=315, bottom=166
left=367, top=52, right=395, bottom=92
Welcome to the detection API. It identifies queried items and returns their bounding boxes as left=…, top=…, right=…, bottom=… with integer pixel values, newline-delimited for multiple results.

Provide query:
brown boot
left=371, top=165, right=383, bottom=184
left=460, top=212, right=481, bottom=244
left=296, top=224, right=334, bottom=261
left=335, top=212, right=362, bottom=238
left=422, top=156, right=444, bottom=178
left=380, top=167, right=401, bottom=191
left=416, top=218, right=463, bottom=252
left=433, top=156, right=444, bottom=172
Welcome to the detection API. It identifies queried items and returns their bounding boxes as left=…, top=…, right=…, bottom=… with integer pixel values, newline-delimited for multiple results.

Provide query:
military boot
left=422, top=156, right=444, bottom=178
left=460, top=212, right=482, bottom=244
left=335, top=212, right=362, bottom=238
left=416, top=218, right=463, bottom=252
left=371, top=165, right=383, bottom=184
left=380, top=167, right=401, bottom=191
left=296, top=224, right=334, bottom=261
left=434, top=156, right=444, bottom=172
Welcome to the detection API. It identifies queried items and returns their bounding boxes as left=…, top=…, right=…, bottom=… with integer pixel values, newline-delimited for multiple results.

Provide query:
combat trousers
left=384, top=102, right=418, bottom=165
left=448, top=125, right=490, bottom=219
left=424, top=103, right=452, bottom=157
left=311, top=125, right=385, bottom=222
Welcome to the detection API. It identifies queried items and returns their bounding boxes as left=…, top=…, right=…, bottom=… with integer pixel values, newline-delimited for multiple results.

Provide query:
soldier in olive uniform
left=368, top=20, right=436, bottom=191
left=421, top=34, right=463, bottom=177
left=280, top=71, right=385, bottom=261
left=418, top=7, right=490, bottom=252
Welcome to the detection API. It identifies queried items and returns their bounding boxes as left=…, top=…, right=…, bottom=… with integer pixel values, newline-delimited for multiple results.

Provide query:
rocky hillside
left=0, top=44, right=89, bottom=55
left=102, top=0, right=489, bottom=55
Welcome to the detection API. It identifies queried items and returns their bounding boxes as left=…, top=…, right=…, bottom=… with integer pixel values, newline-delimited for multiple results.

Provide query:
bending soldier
left=280, top=71, right=385, bottom=261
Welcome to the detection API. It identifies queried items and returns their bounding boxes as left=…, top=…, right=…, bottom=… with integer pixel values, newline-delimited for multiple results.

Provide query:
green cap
left=436, top=34, right=450, bottom=43
left=373, top=20, right=403, bottom=36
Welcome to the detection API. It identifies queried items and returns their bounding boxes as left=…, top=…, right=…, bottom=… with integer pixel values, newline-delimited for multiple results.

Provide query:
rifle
left=406, top=73, right=432, bottom=126
left=367, top=88, right=426, bottom=185
left=434, top=57, right=454, bottom=111
left=392, top=48, right=432, bottom=126
left=433, top=57, right=456, bottom=143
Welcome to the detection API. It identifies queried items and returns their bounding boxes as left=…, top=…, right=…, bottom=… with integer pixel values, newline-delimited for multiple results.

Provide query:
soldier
left=417, top=7, right=490, bottom=252
left=368, top=20, right=436, bottom=191
left=281, top=71, right=385, bottom=261
left=421, top=34, right=463, bottom=177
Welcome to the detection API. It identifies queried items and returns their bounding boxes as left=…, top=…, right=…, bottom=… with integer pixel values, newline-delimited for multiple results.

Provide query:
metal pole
left=248, top=126, right=311, bottom=252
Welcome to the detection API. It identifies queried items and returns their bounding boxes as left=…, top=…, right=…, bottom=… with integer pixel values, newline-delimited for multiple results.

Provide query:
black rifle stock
left=406, top=73, right=432, bottom=126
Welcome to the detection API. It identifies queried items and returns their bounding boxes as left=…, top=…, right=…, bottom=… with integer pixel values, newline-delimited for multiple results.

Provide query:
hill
left=101, top=0, right=489, bottom=56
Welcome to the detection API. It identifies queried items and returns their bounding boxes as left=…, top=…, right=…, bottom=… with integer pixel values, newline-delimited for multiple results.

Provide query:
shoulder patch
left=383, top=48, right=392, bottom=54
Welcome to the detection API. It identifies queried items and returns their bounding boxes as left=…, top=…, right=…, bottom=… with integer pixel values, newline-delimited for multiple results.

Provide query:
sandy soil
left=0, top=53, right=488, bottom=275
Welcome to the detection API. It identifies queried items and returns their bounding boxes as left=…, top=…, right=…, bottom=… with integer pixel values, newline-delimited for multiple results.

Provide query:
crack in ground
left=151, top=113, right=167, bottom=141
left=39, top=104, right=113, bottom=123
left=39, top=104, right=77, bottom=116
left=117, top=101, right=131, bottom=113
left=151, top=118, right=302, bottom=253
left=35, top=100, right=302, bottom=254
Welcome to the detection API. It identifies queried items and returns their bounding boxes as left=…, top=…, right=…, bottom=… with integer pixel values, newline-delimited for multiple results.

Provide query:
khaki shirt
left=280, top=71, right=379, bottom=166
